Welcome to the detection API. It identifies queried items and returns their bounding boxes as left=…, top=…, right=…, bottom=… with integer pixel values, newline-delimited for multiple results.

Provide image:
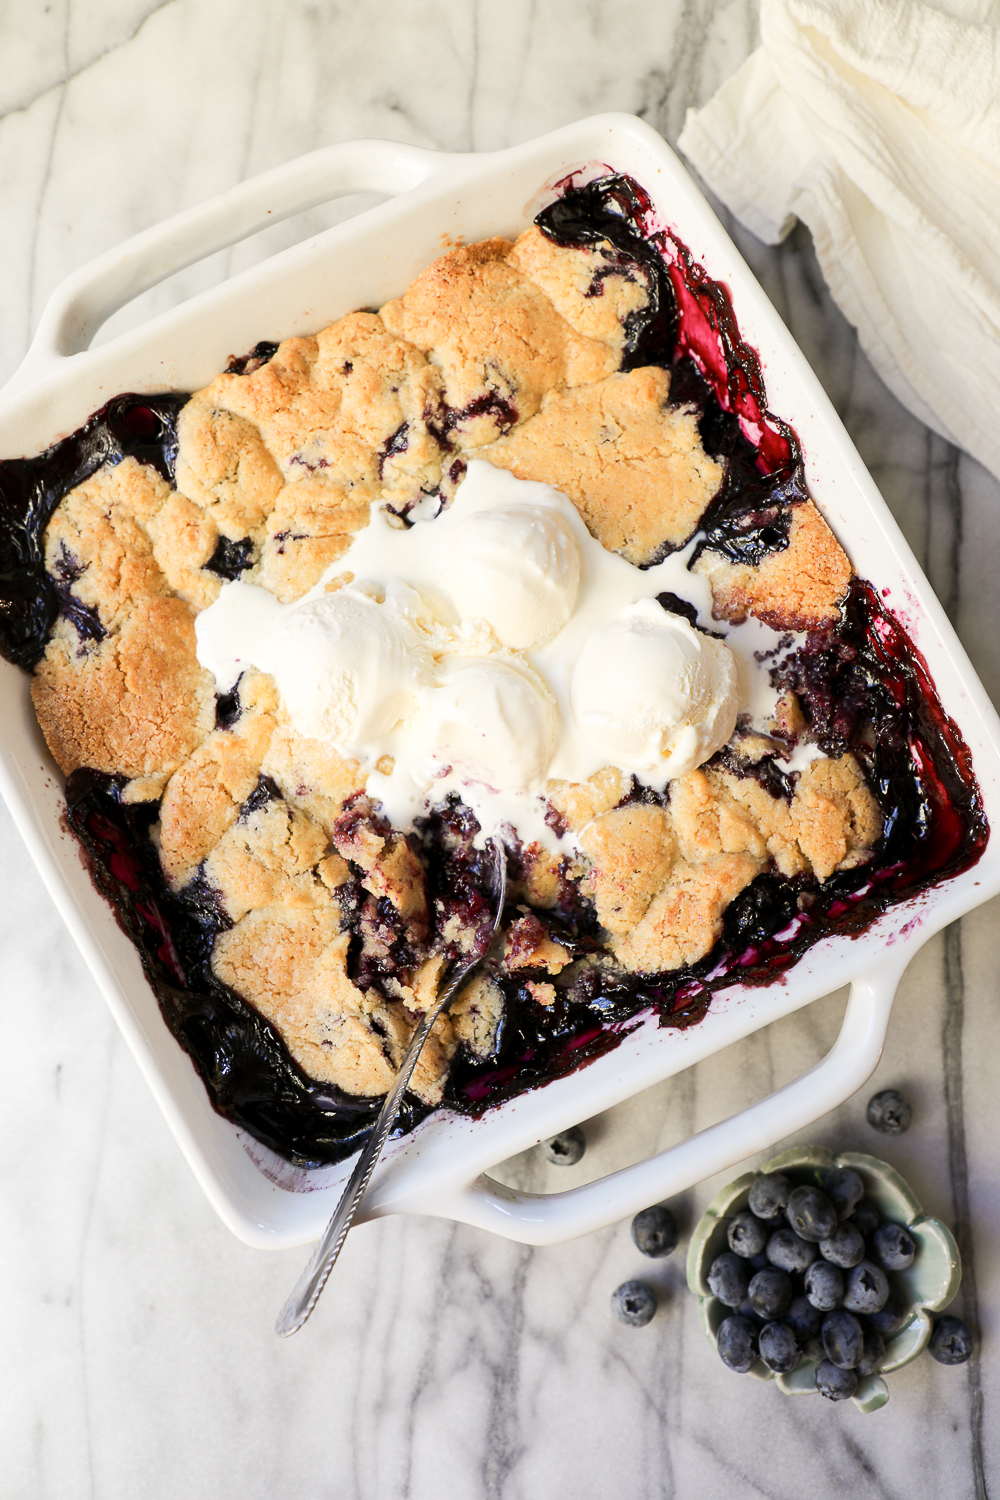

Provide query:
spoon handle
left=275, top=981, right=456, bottom=1337
left=276, top=838, right=506, bottom=1337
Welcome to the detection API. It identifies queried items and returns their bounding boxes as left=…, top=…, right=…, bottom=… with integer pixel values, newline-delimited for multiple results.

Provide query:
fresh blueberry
left=727, top=1210, right=769, bottom=1258
left=843, top=1260, right=890, bottom=1315
left=928, top=1315, right=974, bottom=1365
left=631, top=1205, right=679, bottom=1258
left=748, top=1266, right=793, bottom=1320
left=822, top=1167, right=865, bottom=1219
left=822, top=1309, right=864, bottom=1369
left=872, top=1222, right=916, bottom=1271
left=786, top=1185, right=838, bottom=1242
left=708, top=1252, right=750, bottom=1308
left=805, top=1333, right=827, bottom=1363
left=785, top=1294, right=821, bottom=1344
left=867, top=1287, right=910, bottom=1335
left=542, top=1127, right=585, bottom=1165
left=611, top=1280, right=656, bottom=1327
left=747, top=1252, right=771, bottom=1272
left=849, top=1198, right=881, bottom=1238
left=758, top=1320, right=801, bottom=1374
left=766, top=1227, right=817, bottom=1274
left=805, top=1259, right=845, bottom=1312
left=716, top=1315, right=758, bottom=1373
left=855, top=1327, right=886, bottom=1378
left=736, top=1297, right=766, bottom=1326
left=815, top=1360, right=859, bottom=1401
left=748, top=1172, right=792, bottom=1221
left=867, top=1088, right=912, bottom=1134
left=818, top=1221, right=865, bottom=1269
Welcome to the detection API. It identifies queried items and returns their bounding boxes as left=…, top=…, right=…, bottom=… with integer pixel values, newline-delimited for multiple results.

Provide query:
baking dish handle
left=14, top=138, right=453, bottom=385
left=420, top=955, right=906, bottom=1246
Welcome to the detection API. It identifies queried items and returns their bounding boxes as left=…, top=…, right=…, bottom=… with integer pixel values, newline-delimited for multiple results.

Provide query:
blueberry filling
left=428, top=392, right=520, bottom=444
left=377, top=421, right=410, bottom=478
left=0, top=393, right=184, bottom=671
left=0, top=177, right=989, bottom=1168
left=51, top=543, right=106, bottom=646
left=205, top=534, right=255, bottom=580
left=535, top=173, right=679, bottom=370
left=214, top=679, right=242, bottom=731
left=225, top=341, right=279, bottom=376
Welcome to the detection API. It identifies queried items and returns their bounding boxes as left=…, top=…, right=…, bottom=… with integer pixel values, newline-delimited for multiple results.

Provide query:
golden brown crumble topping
left=29, top=223, right=876, bottom=1112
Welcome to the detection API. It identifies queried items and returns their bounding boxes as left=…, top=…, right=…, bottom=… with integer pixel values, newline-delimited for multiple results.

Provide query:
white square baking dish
left=2, top=114, right=999, bottom=1250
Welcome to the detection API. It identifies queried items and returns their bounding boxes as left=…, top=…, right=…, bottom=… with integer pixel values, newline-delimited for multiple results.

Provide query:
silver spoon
left=275, top=836, right=507, bottom=1337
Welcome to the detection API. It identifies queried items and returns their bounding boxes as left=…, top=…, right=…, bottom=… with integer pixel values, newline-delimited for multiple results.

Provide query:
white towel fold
left=678, top=0, right=1000, bottom=481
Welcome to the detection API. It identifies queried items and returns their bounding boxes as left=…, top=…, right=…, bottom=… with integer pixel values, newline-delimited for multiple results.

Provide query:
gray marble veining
left=1, top=1, right=998, bottom=1496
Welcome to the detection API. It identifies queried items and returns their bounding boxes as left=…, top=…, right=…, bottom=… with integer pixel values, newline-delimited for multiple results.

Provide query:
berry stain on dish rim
left=0, top=170, right=988, bottom=1171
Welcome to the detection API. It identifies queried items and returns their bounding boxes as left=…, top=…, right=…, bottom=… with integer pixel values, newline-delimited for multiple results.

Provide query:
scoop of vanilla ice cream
left=445, top=500, right=581, bottom=649
left=570, top=598, right=738, bottom=781
left=268, top=585, right=434, bottom=753
left=428, top=655, right=558, bottom=792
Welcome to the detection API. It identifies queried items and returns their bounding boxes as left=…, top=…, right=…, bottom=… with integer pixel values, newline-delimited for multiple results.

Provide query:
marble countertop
left=1, top=2, right=998, bottom=1495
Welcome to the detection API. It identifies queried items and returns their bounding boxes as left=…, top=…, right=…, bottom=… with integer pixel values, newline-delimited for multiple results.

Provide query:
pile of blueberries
left=708, top=1165, right=971, bottom=1400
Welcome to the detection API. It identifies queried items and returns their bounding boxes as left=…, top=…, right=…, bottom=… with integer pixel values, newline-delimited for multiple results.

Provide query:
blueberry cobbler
left=0, top=175, right=987, bottom=1166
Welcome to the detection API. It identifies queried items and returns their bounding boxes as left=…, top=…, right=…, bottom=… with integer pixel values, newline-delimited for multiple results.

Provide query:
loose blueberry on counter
left=867, top=1088, right=913, bottom=1134
left=816, top=1360, right=859, bottom=1402
left=786, top=1185, right=838, bottom=1242
left=758, top=1320, right=801, bottom=1375
left=928, top=1315, right=974, bottom=1365
left=632, top=1204, right=679, bottom=1258
left=708, top=1252, right=750, bottom=1307
left=872, top=1222, right=916, bottom=1270
left=804, top=1260, right=844, bottom=1313
left=822, top=1167, right=865, bottom=1219
left=611, top=1280, right=657, bottom=1327
left=818, top=1221, right=865, bottom=1269
left=748, top=1266, right=793, bottom=1320
left=822, top=1309, right=864, bottom=1369
left=766, top=1227, right=817, bottom=1274
left=850, top=1198, right=881, bottom=1238
left=855, top=1327, right=886, bottom=1378
left=785, top=1294, right=822, bottom=1343
left=541, top=1127, right=585, bottom=1165
left=748, top=1172, right=792, bottom=1220
left=843, top=1260, right=890, bottom=1315
left=728, top=1210, right=769, bottom=1258
left=716, top=1315, right=758, bottom=1373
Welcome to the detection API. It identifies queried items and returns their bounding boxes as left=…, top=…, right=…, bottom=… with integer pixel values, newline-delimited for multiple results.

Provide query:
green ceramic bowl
left=686, top=1145, right=961, bottom=1412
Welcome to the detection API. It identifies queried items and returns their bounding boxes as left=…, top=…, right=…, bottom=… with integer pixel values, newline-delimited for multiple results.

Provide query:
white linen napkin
left=677, top=0, right=1000, bottom=482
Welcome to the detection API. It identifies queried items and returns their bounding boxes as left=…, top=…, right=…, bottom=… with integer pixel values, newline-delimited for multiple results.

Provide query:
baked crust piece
left=503, top=913, right=572, bottom=974
left=578, top=753, right=882, bottom=974
left=579, top=805, right=678, bottom=933
left=43, top=457, right=173, bottom=632
left=158, top=707, right=277, bottom=887
left=190, top=313, right=447, bottom=498
left=547, top=767, right=631, bottom=833
left=174, top=396, right=284, bottom=541
left=258, top=473, right=375, bottom=603
left=212, top=911, right=385, bottom=1096
left=203, top=798, right=332, bottom=924
left=692, top=500, right=853, bottom=629
left=31, top=597, right=213, bottom=781
left=507, top=226, right=652, bottom=357
left=481, top=369, right=723, bottom=564
left=380, top=238, right=618, bottom=447
left=614, top=852, right=764, bottom=973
